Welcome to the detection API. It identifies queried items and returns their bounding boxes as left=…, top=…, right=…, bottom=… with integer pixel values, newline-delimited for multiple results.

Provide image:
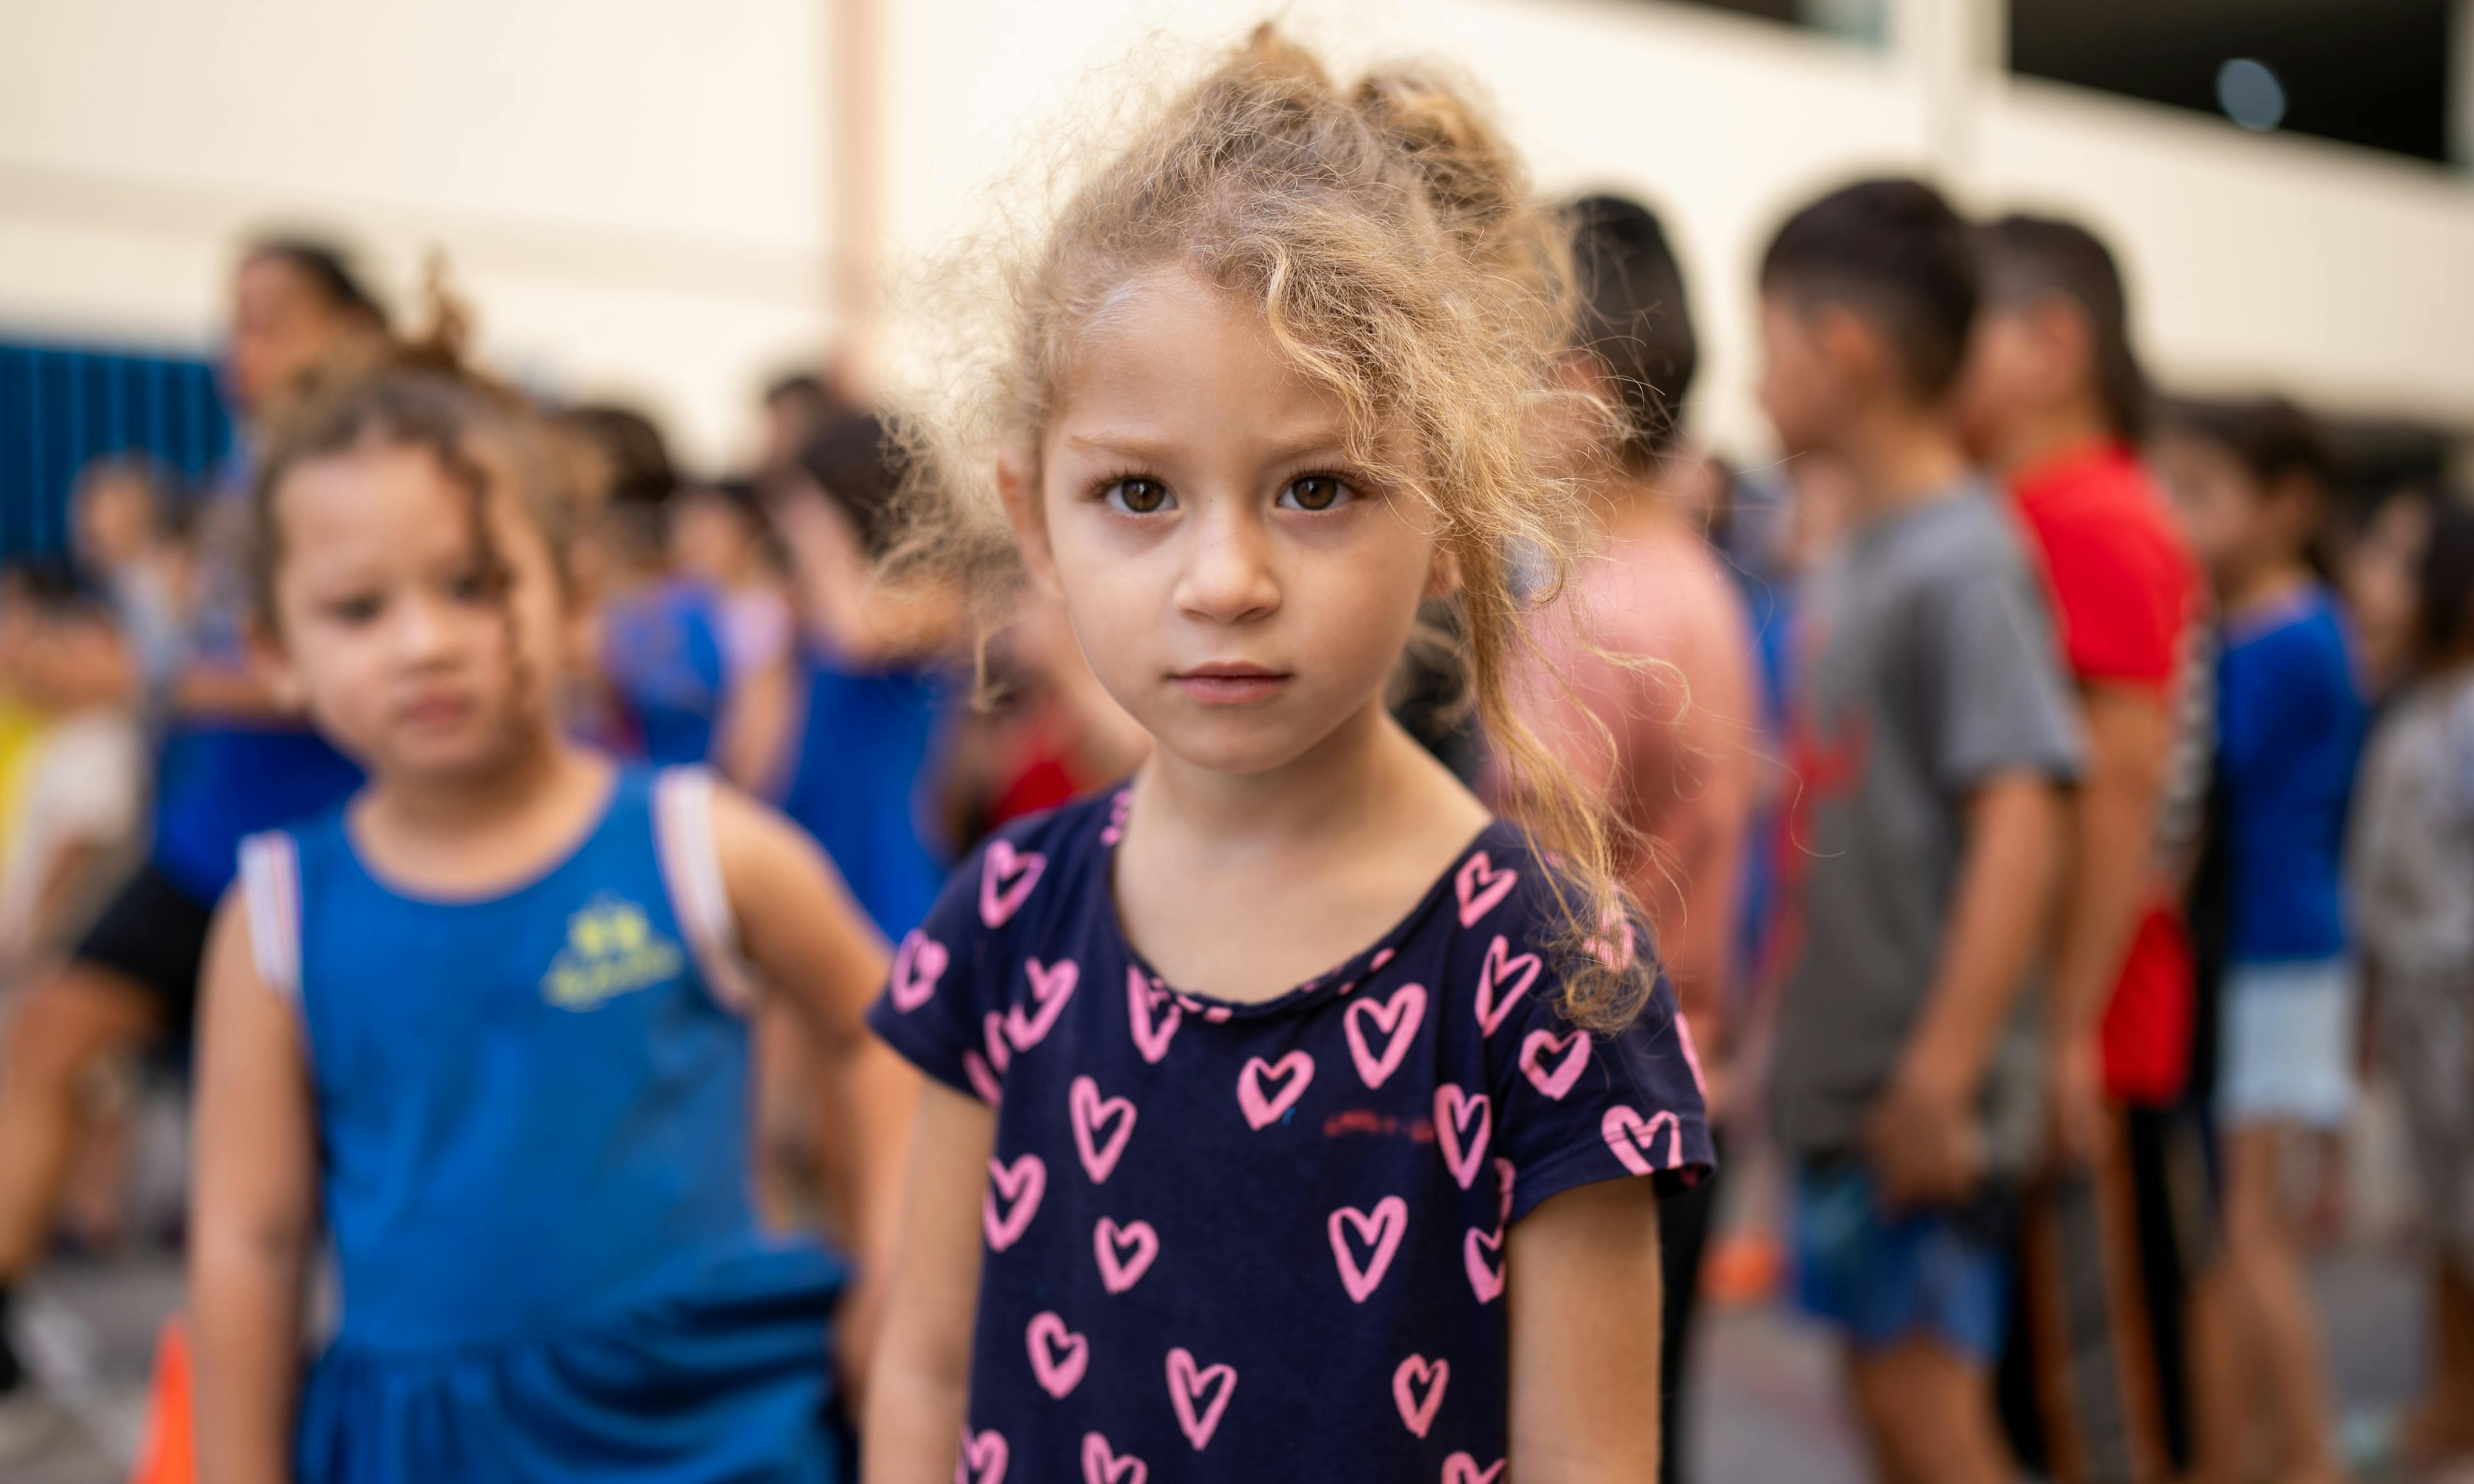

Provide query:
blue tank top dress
left=238, top=766, right=847, bottom=1484
left=773, top=646, right=948, bottom=940
left=867, top=788, right=1714, bottom=1481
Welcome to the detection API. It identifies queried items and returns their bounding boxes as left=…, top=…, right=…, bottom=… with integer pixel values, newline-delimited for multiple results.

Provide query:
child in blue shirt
left=2156, top=396, right=2366, bottom=1484
left=187, top=323, right=912, bottom=1483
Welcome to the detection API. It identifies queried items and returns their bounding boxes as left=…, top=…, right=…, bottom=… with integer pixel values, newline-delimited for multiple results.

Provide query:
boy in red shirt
left=1956, top=214, right=2212, bottom=1484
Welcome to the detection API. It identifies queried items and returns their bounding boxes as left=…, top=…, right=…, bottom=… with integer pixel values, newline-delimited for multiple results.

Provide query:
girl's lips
left=1171, top=667, right=1292, bottom=704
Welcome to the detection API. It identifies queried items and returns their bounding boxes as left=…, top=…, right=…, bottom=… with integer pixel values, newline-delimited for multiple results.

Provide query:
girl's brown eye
left=1280, top=475, right=1350, bottom=512
left=1105, top=478, right=1172, bottom=515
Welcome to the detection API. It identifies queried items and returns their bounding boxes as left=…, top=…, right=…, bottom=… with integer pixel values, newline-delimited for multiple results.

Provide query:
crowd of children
left=0, top=22, right=2465, bottom=1484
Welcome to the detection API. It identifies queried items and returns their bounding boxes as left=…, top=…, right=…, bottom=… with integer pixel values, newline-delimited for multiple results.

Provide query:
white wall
left=0, top=0, right=836, bottom=469
left=4, top=0, right=2471, bottom=469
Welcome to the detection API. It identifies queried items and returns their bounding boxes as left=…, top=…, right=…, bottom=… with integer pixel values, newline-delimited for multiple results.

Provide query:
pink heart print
left=1495, top=1157, right=1516, bottom=1230
left=1433, top=1085, right=1491, bottom=1190
left=1391, top=1354, right=1450, bottom=1437
left=963, top=1051, right=1003, bottom=1107
left=1473, top=936, right=1541, bottom=1037
left=984, top=1154, right=1046, bottom=1251
left=1584, top=904, right=1636, bottom=969
left=979, top=840, right=1045, bottom=928
left=955, top=1428, right=1008, bottom=1484
left=1454, top=851, right=1518, bottom=927
left=1093, top=1217, right=1158, bottom=1293
left=1165, top=1347, right=1237, bottom=1450
left=1445, top=1454, right=1506, bottom=1483
left=1343, top=983, right=1426, bottom=1089
left=1004, top=957, right=1080, bottom=1052
left=1370, top=947, right=1395, bottom=971
left=1236, top=1051, right=1314, bottom=1130
left=1069, top=1076, right=1137, bottom=1184
left=1327, top=1195, right=1408, bottom=1304
left=1518, top=1027, right=1590, bottom=1100
left=1124, top=968, right=1182, bottom=1064
left=982, top=1014, right=1013, bottom=1076
left=888, top=930, right=948, bottom=1012
left=1462, top=1226, right=1504, bottom=1303
left=1080, top=1432, right=1147, bottom=1484
left=1026, top=1311, right=1088, bottom=1398
left=1099, top=788, right=1131, bottom=846
left=1602, top=1105, right=1683, bottom=1176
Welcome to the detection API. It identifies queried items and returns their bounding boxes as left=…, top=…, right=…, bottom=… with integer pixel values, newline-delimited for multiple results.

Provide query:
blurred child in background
left=2346, top=500, right=2474, bottom=1475
left=2154, top=397, right=2364, bottom=1484
left=0, top=566, right=144, bottom=981
left=70, top=456, right=192, bottom=717
left=1761, top=178, right=2080, bottom=1484
left=1519, top=190, right=1756, bottom=1484
left=189, top=316, right=910, bottom=1483
left=670, top=479, right=800, bottom=792
left=1957, top=213, right=2210, bottom=1484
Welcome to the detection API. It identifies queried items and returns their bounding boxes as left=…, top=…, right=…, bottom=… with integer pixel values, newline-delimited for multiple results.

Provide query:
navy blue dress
left=867, top=788, right=1712, bottom=1481
left=240, top=767, right=847, bottom=1483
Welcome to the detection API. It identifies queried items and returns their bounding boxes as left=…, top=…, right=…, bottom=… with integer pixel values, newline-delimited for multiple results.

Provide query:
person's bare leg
left=2221, top=1123, right=2350, bottom=1484
left=2180, top=1259, right=2250, bottom=1484
left=2403, top=1257, right=2474, bottom=1464
left=1849, top=1337, right=2017, bottom=1484
left=0, top=964, right=160, bottom=1280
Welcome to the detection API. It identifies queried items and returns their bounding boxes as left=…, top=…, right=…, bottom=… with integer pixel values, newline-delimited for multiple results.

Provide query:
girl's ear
left=1424, top=540, right=1464, bottom=601
left=997, top=444, right=1062, bottom=598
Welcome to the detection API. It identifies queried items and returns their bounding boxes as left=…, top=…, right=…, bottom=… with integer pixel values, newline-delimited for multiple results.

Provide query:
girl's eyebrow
left=1060, top=428, right=1352, bottom=467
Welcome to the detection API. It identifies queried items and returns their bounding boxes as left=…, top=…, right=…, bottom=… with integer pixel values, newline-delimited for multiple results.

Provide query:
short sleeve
left=2035, top=512, right=2187, bottom=690
left=866, top=837, right=1009, bottom=1103
left=1481, top=914, right=1715, bottom=1226
left=1930, top=565, right=2085, bottom=792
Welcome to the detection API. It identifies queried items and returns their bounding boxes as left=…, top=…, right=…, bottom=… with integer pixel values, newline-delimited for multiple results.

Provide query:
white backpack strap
left=653, top=766, right=762, bottom=1014
left=236, top=831, right=302, bottom=1002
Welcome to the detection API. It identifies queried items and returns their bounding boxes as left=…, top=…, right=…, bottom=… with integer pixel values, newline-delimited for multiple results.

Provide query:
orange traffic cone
left=129, top=1317, right=194, bottom=1484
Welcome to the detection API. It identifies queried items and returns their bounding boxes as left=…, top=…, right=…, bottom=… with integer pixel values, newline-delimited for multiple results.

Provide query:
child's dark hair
left=1977, top=213, right=2147, bottom=439
left=890, top=26, right=1653, bottom=1030
left=2418, top=495, right=2474, bottom=660
left=796, top=411, right=905, bottom=556
left=247, top=278, right=599, bottom=633
left=1566, top=193, right=1698, bottom=467
left=244, top=236, right=390, bottom=333
left=559, top=403, right=680, bottom=508
left=2165, top=396, right=2337, bottom=496
left=1760, top=177, right=1978, bottom=397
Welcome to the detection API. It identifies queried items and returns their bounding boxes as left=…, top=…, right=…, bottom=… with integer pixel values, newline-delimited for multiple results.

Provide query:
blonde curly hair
left=886, top=24, right=1653, bottom=1030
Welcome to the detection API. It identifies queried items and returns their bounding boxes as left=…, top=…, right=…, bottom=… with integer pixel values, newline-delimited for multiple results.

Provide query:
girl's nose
left=1173, top=504, right=1282, bottom=625
left=391, top=592, right=462, bottom=665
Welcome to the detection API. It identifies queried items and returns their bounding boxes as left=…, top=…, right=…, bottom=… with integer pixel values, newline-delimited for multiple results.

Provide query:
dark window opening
left=2009, top=0, right=2453, bottom=164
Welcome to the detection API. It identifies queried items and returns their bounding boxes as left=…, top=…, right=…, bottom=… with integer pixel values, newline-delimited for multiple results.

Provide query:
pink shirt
left=1517, top=513, right=1758, bottom=1049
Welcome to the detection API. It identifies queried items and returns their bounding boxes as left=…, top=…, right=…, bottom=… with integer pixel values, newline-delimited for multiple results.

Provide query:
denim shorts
left=1792, top=1161, right=2011, bottom=1361
left=2217, top=956, right=2356, bottom=1130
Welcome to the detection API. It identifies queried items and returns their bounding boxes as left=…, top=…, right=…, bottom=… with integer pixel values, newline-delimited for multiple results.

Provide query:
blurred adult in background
left=756, top=368, right=859, bottom=481
left=2154, top=397, right=2364, bottom=1484
left=1512, top=191, right=1754, bottom=1484
left=1957, top=214, right=2210, bottom=1484
left=2347, top=500, right=2474, bottom=1474
left=0, top=237, right=378, bottom=1445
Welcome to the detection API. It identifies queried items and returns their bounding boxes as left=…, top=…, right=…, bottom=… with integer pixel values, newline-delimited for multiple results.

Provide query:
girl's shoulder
left=902, top=786, right=1125, bottom=960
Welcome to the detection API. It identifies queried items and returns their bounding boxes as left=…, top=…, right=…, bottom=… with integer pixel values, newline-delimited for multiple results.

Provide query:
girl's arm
left=1506, top=1177, right=1666, bottom=1482
left=863, top=1080, right=995, bottom=1484
left=707, top=789, right=914, bottom=1373
left=189, top=889, right=318, bottom=1484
